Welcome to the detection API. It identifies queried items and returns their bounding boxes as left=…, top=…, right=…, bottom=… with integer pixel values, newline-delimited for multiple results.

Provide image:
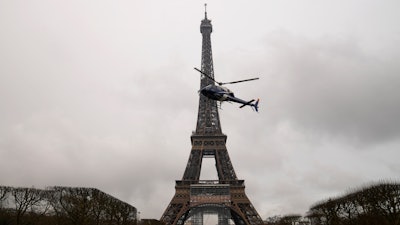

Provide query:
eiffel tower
left=160, top=7, right=264, bottom=225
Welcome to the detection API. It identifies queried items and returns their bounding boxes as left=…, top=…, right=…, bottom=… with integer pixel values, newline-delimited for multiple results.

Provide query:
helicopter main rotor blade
left=194, top=67, right=259, bottom=85
left=219, top=77, right=259, bottom=85
left=194, top=67, right=218, bottom=83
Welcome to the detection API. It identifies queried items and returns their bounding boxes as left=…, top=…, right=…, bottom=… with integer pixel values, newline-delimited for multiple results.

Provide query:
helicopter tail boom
left=239, top=98, right=259, bottom=112
left=239, top=99, right=254, bottom=108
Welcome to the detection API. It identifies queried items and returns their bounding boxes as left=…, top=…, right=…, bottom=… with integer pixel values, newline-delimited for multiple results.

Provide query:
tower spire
left=197, top=5, right=219, bottom=135
left=204, top=3, right=207, bottom=19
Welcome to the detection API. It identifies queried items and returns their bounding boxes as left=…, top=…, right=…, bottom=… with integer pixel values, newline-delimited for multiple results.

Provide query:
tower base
left=160, top=181, right=264, bottom=225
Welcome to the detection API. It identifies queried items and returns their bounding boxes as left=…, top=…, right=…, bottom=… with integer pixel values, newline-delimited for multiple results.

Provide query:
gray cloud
left=1, top=0, right=400, bottom=220
left=220, top=31, right=400, bottom=146
left=266, top=34, right=400, bottom=145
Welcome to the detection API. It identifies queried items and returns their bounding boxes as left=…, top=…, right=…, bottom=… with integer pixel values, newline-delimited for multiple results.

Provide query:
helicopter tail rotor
left=239, top=98, right=259, bottom=112
left=253, top=98, right=260, bottom=112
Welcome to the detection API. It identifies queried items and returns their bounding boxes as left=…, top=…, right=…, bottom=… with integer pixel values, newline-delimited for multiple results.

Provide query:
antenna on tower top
left=204, top=3, right=207, bottom=19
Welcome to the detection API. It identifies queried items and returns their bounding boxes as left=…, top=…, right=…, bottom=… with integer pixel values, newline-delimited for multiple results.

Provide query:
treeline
left=266, top=181, right=400, bottom=225
left=307, top=181, right=400, bottom=225
left=265, top=214, right=307, bottom=225
left=0, top=186, right=137, bottom=225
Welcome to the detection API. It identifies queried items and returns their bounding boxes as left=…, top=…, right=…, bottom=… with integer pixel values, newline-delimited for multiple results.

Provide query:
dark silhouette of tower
left=160, top=7, right=264, bottom=225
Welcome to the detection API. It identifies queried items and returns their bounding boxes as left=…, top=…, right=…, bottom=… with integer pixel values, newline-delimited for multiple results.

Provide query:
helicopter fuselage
left=200, top=84, right=234, bottom=101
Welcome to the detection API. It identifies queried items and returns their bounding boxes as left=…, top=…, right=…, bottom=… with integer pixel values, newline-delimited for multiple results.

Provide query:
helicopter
left=194, top=67, right=260, bottom=112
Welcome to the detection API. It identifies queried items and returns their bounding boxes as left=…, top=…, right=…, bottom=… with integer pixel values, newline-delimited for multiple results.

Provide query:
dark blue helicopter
left=194, top=68, right=260, bottom=112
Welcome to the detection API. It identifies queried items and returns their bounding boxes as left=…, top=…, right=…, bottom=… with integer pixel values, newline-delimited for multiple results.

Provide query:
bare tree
left=365, top=183, right=400, bottom=225
left=0, top=186, right=11, bottom=208
left=47, top=186, right=137, bottom=225
left=0, top=186, right=12, bottom=225
left=265, top=214, right=304, bottom=225
left=11, top=187, right=43, bottom=225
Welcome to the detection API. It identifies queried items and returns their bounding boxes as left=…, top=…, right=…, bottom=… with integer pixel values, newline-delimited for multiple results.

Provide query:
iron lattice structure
left=160, top=10, right=264, bottom=225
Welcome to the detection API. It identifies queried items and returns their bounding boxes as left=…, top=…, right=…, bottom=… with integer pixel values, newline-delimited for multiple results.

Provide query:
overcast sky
left=1, top=0, right=400, bottom=220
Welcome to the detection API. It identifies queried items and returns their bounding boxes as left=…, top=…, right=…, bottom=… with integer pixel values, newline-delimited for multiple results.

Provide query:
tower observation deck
left=160, top=7, right=264, bottom=225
